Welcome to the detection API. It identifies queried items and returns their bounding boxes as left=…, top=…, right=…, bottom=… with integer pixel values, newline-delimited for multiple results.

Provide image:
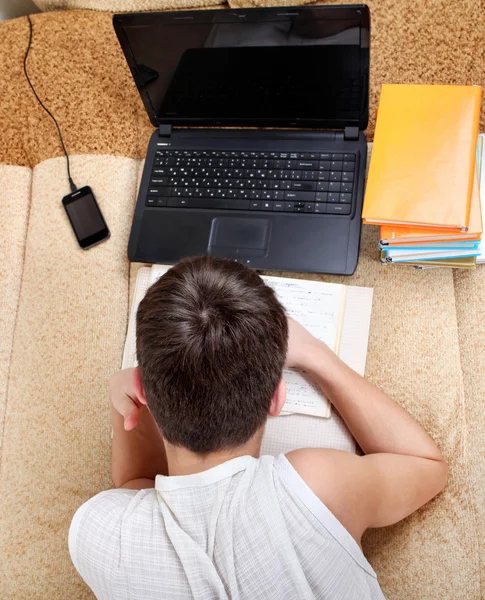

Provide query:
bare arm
left=110, top=369, right=168, bottom=488
left=284, top=319, right=448, bottom=542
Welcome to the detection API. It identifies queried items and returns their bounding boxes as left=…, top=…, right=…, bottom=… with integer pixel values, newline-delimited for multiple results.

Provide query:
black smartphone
left=62, top=186, right=110, bottom=249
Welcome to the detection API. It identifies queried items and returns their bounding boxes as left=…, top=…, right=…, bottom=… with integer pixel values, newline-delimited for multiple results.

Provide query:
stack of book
left=362, top=84, right=483, bottom=269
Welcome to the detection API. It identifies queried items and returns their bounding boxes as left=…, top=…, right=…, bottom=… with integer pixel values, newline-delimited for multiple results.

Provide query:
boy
left=69, top=256, right=447, bottom=599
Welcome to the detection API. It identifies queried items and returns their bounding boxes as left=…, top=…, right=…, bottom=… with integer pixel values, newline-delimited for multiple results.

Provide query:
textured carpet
left=0, top=4, right=484, bottom=600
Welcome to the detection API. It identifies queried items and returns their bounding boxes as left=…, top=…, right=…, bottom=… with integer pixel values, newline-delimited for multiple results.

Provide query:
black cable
left=23, top=15, right=77, bottom=193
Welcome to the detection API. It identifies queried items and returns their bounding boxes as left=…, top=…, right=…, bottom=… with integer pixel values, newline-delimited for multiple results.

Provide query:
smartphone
left=62, top=186, right=110, bottom=250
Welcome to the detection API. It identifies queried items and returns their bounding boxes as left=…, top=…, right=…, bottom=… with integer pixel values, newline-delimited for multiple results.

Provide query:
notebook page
left=262, top=275, right=346, bottom=418
left=150, top=264, right=172, bottom=284
left=122, top=267, right=152, bottom=370
left=261, top=285, right=373, bottom=456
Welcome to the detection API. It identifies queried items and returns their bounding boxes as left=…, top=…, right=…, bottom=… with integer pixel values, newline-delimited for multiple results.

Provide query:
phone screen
left=62, top=186, right=110, bottom=249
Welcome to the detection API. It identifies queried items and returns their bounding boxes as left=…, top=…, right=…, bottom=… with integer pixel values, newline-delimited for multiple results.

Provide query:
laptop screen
left=113, top=6, right=369, bottom=129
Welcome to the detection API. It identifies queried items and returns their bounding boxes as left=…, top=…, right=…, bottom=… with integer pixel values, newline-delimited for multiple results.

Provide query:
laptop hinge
left=344, top=126, right=360, bottom=141
left=158, top=124, right=172, bottom=138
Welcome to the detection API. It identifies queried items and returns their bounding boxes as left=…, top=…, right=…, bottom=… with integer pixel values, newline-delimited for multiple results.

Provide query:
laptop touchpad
left=207, top=217, right=271, bottom=259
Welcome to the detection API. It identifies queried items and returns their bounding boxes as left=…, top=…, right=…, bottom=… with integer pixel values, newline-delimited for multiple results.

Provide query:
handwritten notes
left=262, top=276, right=346, bottom=418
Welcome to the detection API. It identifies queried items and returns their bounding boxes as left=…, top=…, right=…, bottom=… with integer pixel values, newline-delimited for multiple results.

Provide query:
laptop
left=113, top=4, right=370, bottom=275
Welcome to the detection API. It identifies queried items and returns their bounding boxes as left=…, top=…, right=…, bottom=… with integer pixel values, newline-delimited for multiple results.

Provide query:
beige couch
left=0, top=5, right=484, bottom=599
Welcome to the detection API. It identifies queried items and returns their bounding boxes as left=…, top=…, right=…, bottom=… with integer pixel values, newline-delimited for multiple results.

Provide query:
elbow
left=438, top=459, right=449, bottom=492
left=431, top=458, right=449, bottom=498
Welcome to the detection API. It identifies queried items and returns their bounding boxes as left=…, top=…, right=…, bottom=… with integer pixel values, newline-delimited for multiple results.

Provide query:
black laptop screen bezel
left=113, top=5, right=370, bottom=130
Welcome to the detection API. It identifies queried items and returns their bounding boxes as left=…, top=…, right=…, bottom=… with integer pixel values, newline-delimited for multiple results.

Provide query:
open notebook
left=122, top=266, right=373, bottom=455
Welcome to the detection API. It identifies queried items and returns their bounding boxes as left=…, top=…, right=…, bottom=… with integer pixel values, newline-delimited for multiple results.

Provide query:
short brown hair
left=136, top=257, right=288, bottom=454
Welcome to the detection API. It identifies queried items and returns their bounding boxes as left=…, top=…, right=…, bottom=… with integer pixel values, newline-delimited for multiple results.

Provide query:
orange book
left=363, top=84, right=482, bottom=230
left=379, top=165, right=483, bottom=244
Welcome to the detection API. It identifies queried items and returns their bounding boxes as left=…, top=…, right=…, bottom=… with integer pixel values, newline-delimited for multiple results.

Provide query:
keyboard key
left=304, top=203, right=315, bottom=213
left=343, top=161, right=355, bottom=171
left=341, top=182, right=353, bottom=193
left=340, top=193, right=352, bottom=203
left=146, top=197, right=156, bottom=206
left=294, top=201, right=305, bottom=208
left=327, top=204, right=351, bottom=215
left=284, top=191, right=316, bottom=202
left=261, top=201, right=273, bottom=211
left=292, top=181, right=316, bottom=191
left=153, top=167, right=169, bottom=176
left=302, top=171, right=317, bottom=181
left=330, top=172, right=342, bottom=182
left=297, top=160, right=318, bottom=169
left=316, top=191, right=328, bottom=202
left=317, top=182, right=330, bottom=191
left=156, top=197, right=167, bottom=207
left=331, top=161, right=343, bottom=171
left=299, top=153, right=309, bottom=159
left=280, top=180, right=291, bottom=189
left=331, top=153, right=343, bottom=160
left=317, top=171, right=330, bottom=181
left=273, top=201, right=285, bottom=211
left=284, top=201, right=295, bottom=212
left=314, top=202, right=327, bottom=213
left=169, top=198, right=250, bottom=210
left=290, top=170, right=302, bottom=180
left=341, top=172, right=354, bottom=183
left=344, top=153, right=356, bottom=161
left=150, top=177, right=168, bottom=186
left=329, top=182, right=341, bottom=193
left=318, top=161, right=331, bottom=170
left=328, top=193, right=340, bottom=203
left=294, top=206, right=305, bottom=213
left=262, top=190, right=274, bottom=200
left=250, top=201, right=262, bottom=210
left=250, top=189, right=261, bottom=199
left=309, top=153, right=319, bottom=159
left=320, top=153, right=332, bottom=160
left=274, top=190, right=285, bottom=200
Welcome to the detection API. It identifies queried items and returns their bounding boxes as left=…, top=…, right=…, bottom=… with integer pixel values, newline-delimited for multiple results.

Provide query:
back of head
left=136, top=257, right=288, bottom=454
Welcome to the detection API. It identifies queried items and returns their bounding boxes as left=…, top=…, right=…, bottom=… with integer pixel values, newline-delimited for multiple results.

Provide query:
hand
left=110, top=368, right=146, bottom=431
left=285, top=317, right=327, bottom=369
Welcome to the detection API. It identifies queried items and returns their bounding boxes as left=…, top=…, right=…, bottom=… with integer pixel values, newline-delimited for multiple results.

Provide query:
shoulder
left=69, top=488, right=148, bottom=586
left=282, top=448, right=369, bottom=543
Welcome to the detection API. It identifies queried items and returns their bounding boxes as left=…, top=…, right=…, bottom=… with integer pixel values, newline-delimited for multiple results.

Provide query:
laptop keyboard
left=146, top=150, right=356, bottom=215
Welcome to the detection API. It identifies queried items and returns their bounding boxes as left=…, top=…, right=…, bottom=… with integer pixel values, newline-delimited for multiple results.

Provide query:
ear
left=268, top=379, right=286, bottom=417
left=132, top=367, right=148, bottom=406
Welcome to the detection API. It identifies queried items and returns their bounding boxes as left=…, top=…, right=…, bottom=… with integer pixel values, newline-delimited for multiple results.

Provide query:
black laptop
left=113, top=4, right=370, bottom=275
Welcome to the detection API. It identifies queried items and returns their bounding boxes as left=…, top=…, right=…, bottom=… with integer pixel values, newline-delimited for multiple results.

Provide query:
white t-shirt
left=69, top=454, right=385, bottom=599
